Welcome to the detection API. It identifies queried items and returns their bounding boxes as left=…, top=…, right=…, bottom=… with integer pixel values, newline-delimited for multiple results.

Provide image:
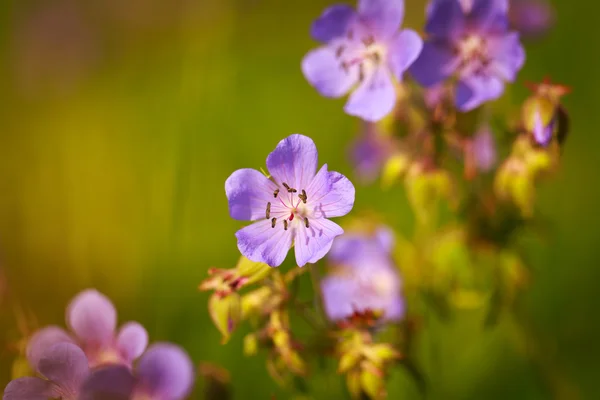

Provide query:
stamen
left=336, top=45, right=345, bottom=58
left=362, top=35, right=375, bottom=47
left=341, top=61, right=350, bottom=74
left=284, top=220, right=288, bottom=231
left=266, top=202, right=271, bottom=219
left=298, top=190, right=307, bottom=204
left=347, top=29, right=354, bottom=40
left=289, top=213, right=294, bottom=221
left=358, top=63, right=365, bottom=82
left=282, top=182, right=297, bottom=193
left=271, top=218, right=277, bottom=228
left=304, top=217, right=310, bottom=228
left=273, top=189, right=279, bottom=198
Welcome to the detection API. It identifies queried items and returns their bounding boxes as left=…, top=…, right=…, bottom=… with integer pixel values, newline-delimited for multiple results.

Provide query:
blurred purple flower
left=532, top=109, right=554, bottom=146
left=226, top=134, right=355, bottom=268
left=320, top=227, right=404, bottom=322
left=350, top=123, right=393, bottom=183
left=302, top=0, right=422, bottom=121
left=473, top=128, right=497, bottom=171
left=26, top=289, right=148, bottom=369
left=410, top=0, right=525, bottom=111
left=4, top=342, right=89, bottom=400
left=509, top=0, right=554, bottom=39
left=80, top=343, right=194, bottom=400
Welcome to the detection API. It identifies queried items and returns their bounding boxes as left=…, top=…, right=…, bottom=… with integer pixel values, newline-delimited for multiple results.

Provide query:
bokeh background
left=0, top=0, right=598, bottom=398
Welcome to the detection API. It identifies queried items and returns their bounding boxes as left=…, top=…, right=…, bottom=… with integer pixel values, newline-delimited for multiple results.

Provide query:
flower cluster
left=4, top=290, right=194, bottom=400
left=208, top=0, right=566, bottom=398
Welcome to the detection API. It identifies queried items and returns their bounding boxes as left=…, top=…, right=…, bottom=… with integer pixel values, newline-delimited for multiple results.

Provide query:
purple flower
left=532, top=109, right=554, bottom=146
left=302, top=0, right=423, bottom=121
left=320, top=227, right=404, bottom=322
left=473, top=128, right=497, bottom=171
left=4, top=342, right=89, bottom=400
left=225, top=134, right=355, bottom=268
left=410, top=0, right=525, bottom=111
left=79, top=343, right=194, bottom=400
left=26, top=289, right=148, bottom=369
left=509, top=0, right=554, bottom=39
left=350, top=123, right=393, bottom=183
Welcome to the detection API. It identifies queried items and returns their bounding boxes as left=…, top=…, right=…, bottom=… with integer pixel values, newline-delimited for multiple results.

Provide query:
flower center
left=456, top=34, right=490, bottom=76
left=266, top=183, right=311, bottom=231
left=335, top=29, right=387, bottom=83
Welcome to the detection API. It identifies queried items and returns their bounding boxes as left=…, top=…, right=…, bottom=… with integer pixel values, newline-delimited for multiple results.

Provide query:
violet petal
left=344, top=67, right=396, bottom=122
left=266, top=134, right=319, bottom=190
left=302, top=46, right=358, bottom=99
left=225, top=168, right=279, bottom=221
left=310, top=4, right=357, bottom=43
left=66, top=289, right=117, bottom=347
left=116, top=322, right=148, bottom=364
left=136, top=343, right=194, bottom=400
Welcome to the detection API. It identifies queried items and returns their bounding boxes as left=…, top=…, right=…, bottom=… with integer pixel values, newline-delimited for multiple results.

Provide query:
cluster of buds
left=200, top=256, right=272, bottom=342
left=202, top=258, right=309, bottom=385
left=334, top=311, right=402, bottom=400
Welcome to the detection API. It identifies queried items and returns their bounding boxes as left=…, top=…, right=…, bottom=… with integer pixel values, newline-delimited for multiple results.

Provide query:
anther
left=282, top=182, right=297, bottom=193
left=271, top=218, right=277, bottom=228
left=358, top=64, right=365, bottom=82
left=336, top=45, right=345, bottom=58
left=304, top=218, right=310, bottom=228
left=284, top=220, right=288, bottom=231
left=266, top=202, right=271, bottom=219
left=273, top=189, right=279, bottom=198
left=347, top=30, right=354, bottom=40
left=362, top=35, right=375, bottom=47
left=298, top=190, right=307, bottom=204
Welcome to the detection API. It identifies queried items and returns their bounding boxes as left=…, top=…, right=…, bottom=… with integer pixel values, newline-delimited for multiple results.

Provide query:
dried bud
left=208, top=292, right=241, bottom=344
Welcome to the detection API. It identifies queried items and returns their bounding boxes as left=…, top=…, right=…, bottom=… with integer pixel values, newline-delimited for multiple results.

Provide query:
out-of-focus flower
left=350, top=123, right=395, bottom=183
left=79, top=343, right=194, bottom=400
left=509, top=0, right=554, bottom=39
left=225, top=134, right=355, bottom=267
left=464, top=128, right=497, bottom=177
left=302, top=0, right=422, bottom=121
left=27, top=289, right=148, bottom=369
left=410, top=0, right=525, bottom=111
left=523, top=78, right=570, bottom=147
left=4, top=342, right=89, bottom=400
left=321, top=227, right=404, bottom=323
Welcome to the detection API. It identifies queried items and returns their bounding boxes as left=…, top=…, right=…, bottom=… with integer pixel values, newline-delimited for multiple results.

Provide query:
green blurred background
left=0, top=0, right=598, bottom=398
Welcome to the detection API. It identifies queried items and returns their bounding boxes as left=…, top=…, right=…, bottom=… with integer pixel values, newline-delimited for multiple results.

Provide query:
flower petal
left=266, top=134, right=319, bottom=190
left=310, top=4, right=357, bottom=43
left=116, top=322, right=148, bottom=364
left=469, top=0, right=509, bottom=33
left=344, top=67, right=396, bottom=122
left=3, top=377, right=59, bottom=400
left=302, top=46, right=358, bottom=98
left=66, top=289, right=117, bottom=347
left=307, top=165, right=355, bottom=219
left=26, top=326, right=74, bottom=371
left=488, top=32, right=525, bottom=81
left=358, top=0, right=404, bottom=39
left=294, top=218, right=344, bottom=267
left=409, top=41, right=458, bottom=87
left=455, top=75, right=505, bottom=111
left=425, top=0, right=466, bottom=39
left=79, top=366, right=134, bottom=400
left=320, top=275, right=359, bottom=321
left=37, top=342, right=89, bottom=395
left=387, top=29, right=423, bottom=81
left=225, top=168, right=278, bottom=221
left=136, top=343, right=195, bottom=400
left=236, top=220, right=293, bottom=267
